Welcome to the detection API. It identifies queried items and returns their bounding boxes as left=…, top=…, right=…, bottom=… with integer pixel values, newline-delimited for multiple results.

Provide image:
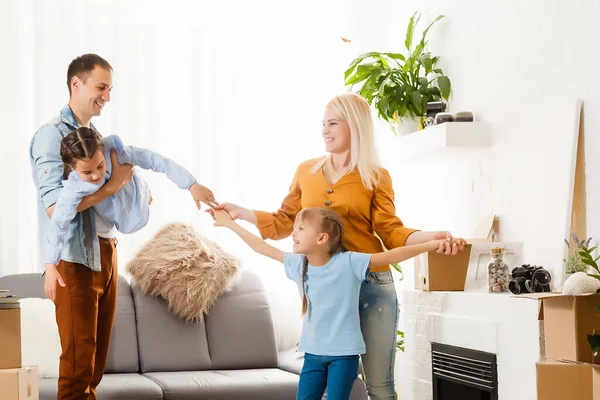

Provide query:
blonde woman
left=215, top=93, right=466, bottom=399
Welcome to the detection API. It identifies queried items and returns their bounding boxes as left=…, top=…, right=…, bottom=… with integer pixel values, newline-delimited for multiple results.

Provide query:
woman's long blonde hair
left=311, top=93, right=381, bottom=190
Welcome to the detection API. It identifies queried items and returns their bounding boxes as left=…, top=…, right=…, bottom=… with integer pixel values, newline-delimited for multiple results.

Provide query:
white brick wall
left=401, top=290, right=541, bottom=400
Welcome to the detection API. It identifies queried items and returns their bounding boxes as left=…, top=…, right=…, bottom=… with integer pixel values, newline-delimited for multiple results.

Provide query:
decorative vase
left=488, top=247, right=510, bottom=293
left=394, top=116, right=422, bottom=136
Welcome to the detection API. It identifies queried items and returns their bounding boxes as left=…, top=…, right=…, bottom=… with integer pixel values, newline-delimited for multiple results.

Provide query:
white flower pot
left=394, top=116, right=421, bottom=136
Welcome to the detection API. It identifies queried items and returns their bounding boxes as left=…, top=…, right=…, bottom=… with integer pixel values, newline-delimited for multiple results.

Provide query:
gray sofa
left=0, top=270, right=367, bottom=399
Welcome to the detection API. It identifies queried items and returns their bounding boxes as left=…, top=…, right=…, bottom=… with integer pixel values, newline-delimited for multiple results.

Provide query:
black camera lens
left=509, top=277, right=526, bottom=294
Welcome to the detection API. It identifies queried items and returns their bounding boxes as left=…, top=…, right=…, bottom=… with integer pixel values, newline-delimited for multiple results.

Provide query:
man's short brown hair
left=66, top=54, right=112, bottom=96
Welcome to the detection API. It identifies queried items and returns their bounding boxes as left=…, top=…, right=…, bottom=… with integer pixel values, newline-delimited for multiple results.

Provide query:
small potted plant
left=564, top=232, right=592, bottom=275
left=344, top=12, right=452, bottom=136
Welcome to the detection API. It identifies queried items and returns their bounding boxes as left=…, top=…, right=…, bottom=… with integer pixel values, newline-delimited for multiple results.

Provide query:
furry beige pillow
left=126, top=223, right=240, bottom=322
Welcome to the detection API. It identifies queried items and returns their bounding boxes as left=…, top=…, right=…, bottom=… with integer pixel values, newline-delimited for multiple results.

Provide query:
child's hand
left=44, top=264, right=66, bottom=301
left=431, top=239, right=447, bottom=253
left=189, top=182, right=219, bottom=209
left=210, top=209, right=235, bottom=227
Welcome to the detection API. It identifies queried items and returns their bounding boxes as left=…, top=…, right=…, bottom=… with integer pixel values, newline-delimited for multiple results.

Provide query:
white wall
left=345, top=1, right=600, bottom=396
left=346, top=0, right=600, bottom=285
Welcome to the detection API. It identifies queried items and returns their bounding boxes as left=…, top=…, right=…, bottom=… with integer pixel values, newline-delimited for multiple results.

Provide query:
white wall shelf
left=397, top=122, right=490, bottom=159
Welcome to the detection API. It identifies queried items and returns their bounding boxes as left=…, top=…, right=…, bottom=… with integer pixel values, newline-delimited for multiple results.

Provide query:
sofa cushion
left=105, top=275, right=140, bottom=373
left=0, top=273, right=139, bottom=373
left=38, top=373, right=163, bottom=400
left=125, top=223, right=240, bottom=322
left=205, top=269, right=279, bottom=370
left=133, top=269, right=279, bottom=372
left=0, top=273, right=45, bottom=298
left=144, top=369, right=298, bottom=400
left=132, top=284, right=212, bottom=373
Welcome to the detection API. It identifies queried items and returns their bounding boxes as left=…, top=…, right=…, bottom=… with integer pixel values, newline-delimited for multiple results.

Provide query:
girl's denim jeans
left=298, top=353, right=359, bottom=400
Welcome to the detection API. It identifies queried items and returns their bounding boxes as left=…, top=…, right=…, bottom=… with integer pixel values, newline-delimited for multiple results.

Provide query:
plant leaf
left=587, top=274, right=600, bottom=281
left=410, top=91, right=424, bottom=115
left=437, top=75, right=451, bottom=99
left=384, top=53, right=406, bottom=62
left=421, top=15, right=444, bottom=44
left=405, top=12, right=420, bottom=51
left=419, top=53, right=433, bottom=73
left=588, top=333, right=600, bottom=356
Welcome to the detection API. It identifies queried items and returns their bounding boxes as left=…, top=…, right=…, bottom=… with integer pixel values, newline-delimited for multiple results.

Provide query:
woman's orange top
left=254, top=158, right=418, bottom=272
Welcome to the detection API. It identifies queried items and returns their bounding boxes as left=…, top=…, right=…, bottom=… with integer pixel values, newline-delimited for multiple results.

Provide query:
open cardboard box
left=516, top=292, right=600, bottom=364
left=536, top=360, right=600, bottom=400
left=0, top=307, right=22, bottom=369
left=414, top=214, right=495, bottom=292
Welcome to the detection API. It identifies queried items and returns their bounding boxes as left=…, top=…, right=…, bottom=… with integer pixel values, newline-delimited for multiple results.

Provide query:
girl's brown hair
left=296, top=207, right=347, bottom=317
left=60, top=127, right=104, bottom=179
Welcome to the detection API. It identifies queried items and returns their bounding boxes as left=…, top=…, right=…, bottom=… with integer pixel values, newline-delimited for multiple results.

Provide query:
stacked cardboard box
left=517, top=292, right=600, bottom=399
left=0, top=290, right=39, bottom=400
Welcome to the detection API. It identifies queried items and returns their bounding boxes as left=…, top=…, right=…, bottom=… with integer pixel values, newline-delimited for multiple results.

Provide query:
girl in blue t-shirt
left=211, top=206, right=443, bottom=400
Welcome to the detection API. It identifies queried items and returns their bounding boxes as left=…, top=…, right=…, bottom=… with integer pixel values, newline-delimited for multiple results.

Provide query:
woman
left=215, top=92, right=466, bottom=399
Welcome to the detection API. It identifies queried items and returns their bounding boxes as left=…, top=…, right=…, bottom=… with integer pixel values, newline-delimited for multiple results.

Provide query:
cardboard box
left=414, top=244, right=473, bottom=291
left=517, top=293, right=600, bottom=363
left=536, top=360, right=600, bottom=400
left=0, top=308, right=22, bottom=369
left=414, top=214, right=498, bottom=292
left=0, top=366, right=39, bottom=400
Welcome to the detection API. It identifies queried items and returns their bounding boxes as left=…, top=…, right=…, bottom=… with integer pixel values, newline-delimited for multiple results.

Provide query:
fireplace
left=432, top=342, right=498, bottom=400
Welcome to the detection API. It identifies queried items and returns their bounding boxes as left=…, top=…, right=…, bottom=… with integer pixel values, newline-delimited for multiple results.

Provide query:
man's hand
left=106, top=150, right=134, bottom=195
left=189, top=182, right=219, bottom=209
left=44, top=264, right=66, bottom=301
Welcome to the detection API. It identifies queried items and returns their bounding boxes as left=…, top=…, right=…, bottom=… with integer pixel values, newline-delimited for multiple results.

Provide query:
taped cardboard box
left=516, top=292, right=600, bottom=363
left=536, top=360, right=600, bottom=400
left=0, top=307, right=22, bottom=369
left=0, top=366, right=39, bottom=400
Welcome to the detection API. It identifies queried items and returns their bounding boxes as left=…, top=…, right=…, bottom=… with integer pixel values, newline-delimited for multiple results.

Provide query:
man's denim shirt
left=42, top=134, right=197, bottom=267
left=30, top=106, right=102, bottom=272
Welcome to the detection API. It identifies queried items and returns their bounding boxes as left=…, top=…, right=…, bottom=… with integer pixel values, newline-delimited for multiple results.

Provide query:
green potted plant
left=564, top=233, right=592, bottom=274
left=569, top=239, right=600, bottom=358
left=344, top=12, right=452, bottom=136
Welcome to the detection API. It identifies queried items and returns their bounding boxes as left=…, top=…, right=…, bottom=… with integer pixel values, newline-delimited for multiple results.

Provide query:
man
left=29, top=54, right=132, bottom=400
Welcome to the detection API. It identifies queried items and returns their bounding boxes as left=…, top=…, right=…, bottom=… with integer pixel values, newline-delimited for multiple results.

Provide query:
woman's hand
left=189, top=182, right=219, bottom=209
left=432, top=231, right=467, bottom=255
left=44, top=264, right=66, bottom=301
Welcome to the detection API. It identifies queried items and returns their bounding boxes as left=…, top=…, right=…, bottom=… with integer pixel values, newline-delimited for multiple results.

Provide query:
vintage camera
left=423, top=101, right=447, bottom=128
left=508, top=264, right=552, bottom=294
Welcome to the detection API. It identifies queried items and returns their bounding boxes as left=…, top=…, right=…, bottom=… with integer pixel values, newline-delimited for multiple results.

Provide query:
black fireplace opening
left=432, top=342, right=498, bottom=400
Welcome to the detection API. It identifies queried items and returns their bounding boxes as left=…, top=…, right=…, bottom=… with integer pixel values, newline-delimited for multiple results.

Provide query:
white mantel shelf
left=397, top=122, right=490, bottom=159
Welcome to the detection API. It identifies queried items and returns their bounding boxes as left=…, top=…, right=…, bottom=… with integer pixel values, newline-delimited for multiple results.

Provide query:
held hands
left=189, top=182, right=219, bottom=210
left=433, top=231, right=467, bottom=255
left=211, top=202, right=249, bottom=220
left=44, top=264, right=65, bottom=301
left=208, top=209, right=235, bottom=228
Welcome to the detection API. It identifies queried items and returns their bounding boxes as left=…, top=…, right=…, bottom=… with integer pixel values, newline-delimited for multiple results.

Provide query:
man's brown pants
left=54, top=238, right=118, bottom=400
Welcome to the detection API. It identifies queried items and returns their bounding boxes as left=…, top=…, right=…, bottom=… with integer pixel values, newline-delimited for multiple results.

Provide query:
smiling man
left=29, top=54, right=133, bottom=400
